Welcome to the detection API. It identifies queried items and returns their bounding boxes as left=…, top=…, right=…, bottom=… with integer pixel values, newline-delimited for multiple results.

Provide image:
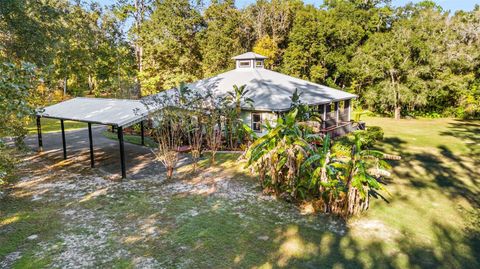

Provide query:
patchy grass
left=0, top=194, right=63, bottom=268
left=1, top=117, right=479, bottom=268
left=26, top=118, right=86, bottom=134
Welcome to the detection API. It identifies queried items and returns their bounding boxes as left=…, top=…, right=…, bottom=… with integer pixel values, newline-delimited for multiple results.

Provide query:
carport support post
left=88, top=123, right=94, bottom=168
left=118, top=126, right=126, bottom=179
left=61, top=119, right=67, bottom=159
left=36, top=116, right=43, bottom=152
left=140, top=121, right=145, bottom=146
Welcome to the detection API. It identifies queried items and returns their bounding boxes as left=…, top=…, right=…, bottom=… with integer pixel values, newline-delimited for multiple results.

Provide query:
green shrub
left=332, top=126, right=384, bottom=154
left=355, top=126, right=384, bottom=148
left=0, top=140, right=15, bottom=185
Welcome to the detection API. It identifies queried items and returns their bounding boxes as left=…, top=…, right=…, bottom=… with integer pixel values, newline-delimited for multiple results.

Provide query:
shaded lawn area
left=26, top=118, right=87, bottom=134
left=1, top=117, right=479, bottom=268
left=102, top=130, right=158, bottom=148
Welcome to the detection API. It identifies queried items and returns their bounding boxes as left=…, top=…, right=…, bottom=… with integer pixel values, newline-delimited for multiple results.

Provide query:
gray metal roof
left=232, top=52, right=268, bottom=60
left=183, top=68, right=357, bottom=112
left=37, top=97, right=149, bottom=127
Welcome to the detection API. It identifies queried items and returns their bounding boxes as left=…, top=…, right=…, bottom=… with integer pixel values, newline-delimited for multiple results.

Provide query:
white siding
left=241, top=111, right=277, bottom=136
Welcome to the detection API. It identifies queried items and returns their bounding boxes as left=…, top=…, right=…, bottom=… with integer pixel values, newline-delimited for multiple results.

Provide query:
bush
left=332, top=126, right=384, bottom=154
left=0, top=140, right=15, bottom=186
left=359, top=126, right=384, bottom=147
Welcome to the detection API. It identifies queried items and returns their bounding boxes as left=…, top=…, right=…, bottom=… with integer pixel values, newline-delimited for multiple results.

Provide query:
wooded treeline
left=1, top=0, right=480, bottom=119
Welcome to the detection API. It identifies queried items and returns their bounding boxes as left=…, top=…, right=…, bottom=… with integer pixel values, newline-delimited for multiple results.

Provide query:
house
left=179, top=52, right=357, bottom=136
left=35, top=52, right=358, bottom=178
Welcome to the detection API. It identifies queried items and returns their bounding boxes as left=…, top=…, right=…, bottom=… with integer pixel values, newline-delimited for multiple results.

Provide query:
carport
left=36, top=97, right=151, bottom=179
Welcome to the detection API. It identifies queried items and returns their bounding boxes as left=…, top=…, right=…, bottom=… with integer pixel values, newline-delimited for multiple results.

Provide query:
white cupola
left=232, top=52, right=267, bottom=69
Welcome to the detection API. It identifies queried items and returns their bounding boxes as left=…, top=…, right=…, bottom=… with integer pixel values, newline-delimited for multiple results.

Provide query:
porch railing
left=320, top=121, right=365, bottom=139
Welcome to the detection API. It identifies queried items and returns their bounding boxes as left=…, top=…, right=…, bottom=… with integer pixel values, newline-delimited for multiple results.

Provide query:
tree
left=198, top=0, right=243, bottom=76
left=1, top=0, right=137, bottom=100
left=252, top=35, right=279, bottom=69
left=282, top=1, right=392, bottom=88
left=139, top=0, right=202, bottom=95
left=0, top=62, right=38, bottom=144
left=350, top=2, right=468, bottom=119
left=244, top=0, right=302, bottom=66
left=0, top=61, right=39, bottom=183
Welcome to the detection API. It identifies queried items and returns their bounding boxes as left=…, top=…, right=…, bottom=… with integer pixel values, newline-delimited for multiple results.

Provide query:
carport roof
left=36, top=97, right=149, bottom=127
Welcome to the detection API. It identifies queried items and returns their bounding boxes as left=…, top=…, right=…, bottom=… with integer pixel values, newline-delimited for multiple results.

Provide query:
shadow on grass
left=379, top=129, right=479, bottom=208
left=110, top=191, right=480, bottom=268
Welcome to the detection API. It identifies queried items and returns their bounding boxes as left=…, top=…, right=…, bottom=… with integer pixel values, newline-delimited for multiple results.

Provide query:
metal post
left=61, top=119, right=67, bottom=159
left=335, top=102, right=340, bottom=126
left=36, top=116, right=43, bottom=152
left=346, top=100, right=351, bottom=122
left=140, top=121, right=145, bottom=146
left=118, top=126, right=126, bottom=179
left=88, top=123, right=94, bottom=168
left=322, top=104, right=327, bottom=129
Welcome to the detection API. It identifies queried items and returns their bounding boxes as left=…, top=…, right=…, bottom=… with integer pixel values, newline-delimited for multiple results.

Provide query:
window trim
left=255, top=60, right=264, bottom=68
left=251, top=112, right=262, bottom=132
left=239, top=60, right=251, bottom=68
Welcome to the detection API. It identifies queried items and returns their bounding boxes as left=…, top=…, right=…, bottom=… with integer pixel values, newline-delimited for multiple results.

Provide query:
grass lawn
left=1, top=117, right=479, bottom=268
left=101, top=130, right=158, bottom=148
left=26, top=118, right=87, bottom=134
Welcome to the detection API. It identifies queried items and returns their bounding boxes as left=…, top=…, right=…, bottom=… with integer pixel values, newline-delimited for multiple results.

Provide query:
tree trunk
left=390, top=70, right=401, bottom=120
left=166, top=166, right=174, bottom=179
left=394, top=106, right=401, bottom=120
left=63, top=77, right=68, bottom=98
left=210, top=152, right=216, bottom=166
left=88, top=74, right=94, bottom=95
left=134, top=0, right=145, bottom=98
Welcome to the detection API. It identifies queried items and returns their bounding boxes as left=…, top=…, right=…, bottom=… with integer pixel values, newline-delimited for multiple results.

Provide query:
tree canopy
left=1, top=0, right=479, bottom=121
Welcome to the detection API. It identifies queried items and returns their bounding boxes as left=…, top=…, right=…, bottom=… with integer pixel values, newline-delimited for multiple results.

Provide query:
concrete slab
left=23, top=126, right=189, bottom=180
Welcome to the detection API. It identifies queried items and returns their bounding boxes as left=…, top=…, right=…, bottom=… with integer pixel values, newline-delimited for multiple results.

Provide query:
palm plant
left=227, top=84, right=253, bottom=115
left=225, top=84, right=254, bottom=149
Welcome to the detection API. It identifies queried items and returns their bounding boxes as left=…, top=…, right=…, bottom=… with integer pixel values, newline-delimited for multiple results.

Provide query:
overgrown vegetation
left=245, top=109, right=399, bottom=217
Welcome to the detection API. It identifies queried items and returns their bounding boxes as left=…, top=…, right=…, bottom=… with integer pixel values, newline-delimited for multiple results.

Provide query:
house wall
left=240, top=111, right=277, bottom=136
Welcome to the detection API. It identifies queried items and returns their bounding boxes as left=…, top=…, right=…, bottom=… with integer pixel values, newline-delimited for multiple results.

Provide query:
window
left=255, top=60, right=264, bottom=68
left=252, top=113, right=262, bottom=132
left=239, top=61, right=251, bottom=68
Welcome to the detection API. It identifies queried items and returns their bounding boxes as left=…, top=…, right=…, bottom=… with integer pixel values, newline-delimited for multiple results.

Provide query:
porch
left=311, top=99, right=364, bottom=138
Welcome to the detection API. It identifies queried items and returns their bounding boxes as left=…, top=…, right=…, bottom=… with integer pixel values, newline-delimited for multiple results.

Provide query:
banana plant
left=335, top=133, right=397, bottom=216
left=245, top=108, right=313, bottom=196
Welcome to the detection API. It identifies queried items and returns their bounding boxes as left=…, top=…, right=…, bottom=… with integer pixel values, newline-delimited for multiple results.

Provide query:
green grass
left=2, top=117, right=479, bottom=268
left=101, top=131, right=157, bottom=148
left=359, top=116, right=480, bottom=267
left=26, top=118, right=86, bottom=134
left=363, top=116, right=479, bottom=155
